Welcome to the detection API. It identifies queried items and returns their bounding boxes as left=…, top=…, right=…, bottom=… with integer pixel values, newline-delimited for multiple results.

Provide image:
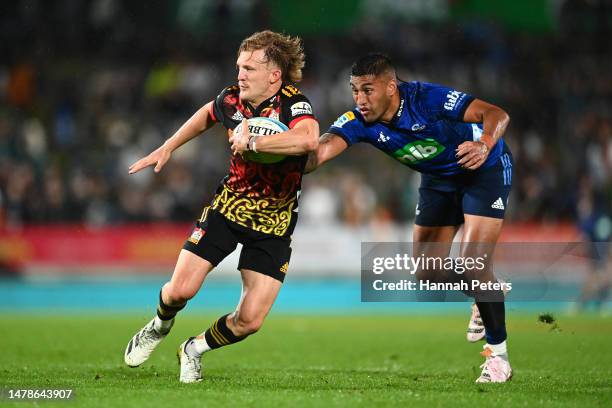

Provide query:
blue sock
left=476, top=299, right=507, bottom=345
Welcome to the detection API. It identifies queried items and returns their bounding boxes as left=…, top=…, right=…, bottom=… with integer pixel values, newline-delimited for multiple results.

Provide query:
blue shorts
left=415, top=148, right=513, bottom=227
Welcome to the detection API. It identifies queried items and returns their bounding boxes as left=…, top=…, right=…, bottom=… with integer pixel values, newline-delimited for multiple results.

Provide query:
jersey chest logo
left=392, top=139, right=445, bottom=164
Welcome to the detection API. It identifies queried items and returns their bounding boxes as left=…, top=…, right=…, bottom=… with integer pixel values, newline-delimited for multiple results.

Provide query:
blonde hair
left=239, top=30, right=305, bottom=83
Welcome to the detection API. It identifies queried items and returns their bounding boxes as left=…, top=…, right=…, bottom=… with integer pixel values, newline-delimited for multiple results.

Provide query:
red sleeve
left=208, top=102, right=217, bottom=122
left=289, top=115, right=315, bottom=129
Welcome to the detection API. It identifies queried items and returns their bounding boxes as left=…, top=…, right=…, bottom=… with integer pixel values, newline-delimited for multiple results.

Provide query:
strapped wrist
left=479, top=134, right=495, bottom=151
left=479, top=141, right=488, bottom=154
left=247, top=135, right=257, bottom=153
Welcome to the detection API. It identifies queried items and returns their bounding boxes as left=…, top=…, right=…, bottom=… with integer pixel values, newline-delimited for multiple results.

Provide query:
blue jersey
left=328, top=81, right=505, bottom=176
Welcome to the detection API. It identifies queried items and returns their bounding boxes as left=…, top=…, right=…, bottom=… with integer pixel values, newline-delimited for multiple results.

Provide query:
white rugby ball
left=233, top=117, right=288, bottom=164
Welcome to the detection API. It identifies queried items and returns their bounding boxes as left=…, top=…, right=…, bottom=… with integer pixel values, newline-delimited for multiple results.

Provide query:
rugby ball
left=233, top=117, right=288, bottom=164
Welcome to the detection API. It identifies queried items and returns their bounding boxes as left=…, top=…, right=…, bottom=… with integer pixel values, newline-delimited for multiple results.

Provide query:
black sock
left=476, top=297, right=507, bottom=345
left=204, top=314, right=248, bottom=349
left=156, top=290, right=186, bottom=321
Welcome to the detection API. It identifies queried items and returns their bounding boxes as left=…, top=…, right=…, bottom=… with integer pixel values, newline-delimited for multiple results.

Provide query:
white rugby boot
left=124, top=318, right=172, bottom=367
left=466, top=303, right=486, bottom=342
left=177, top=337, right=203, bottom=383
left=475, top=345, right=512, bottom=383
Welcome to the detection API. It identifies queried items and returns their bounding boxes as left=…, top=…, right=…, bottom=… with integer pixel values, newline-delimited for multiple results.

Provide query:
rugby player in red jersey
left=123, top=31, right=319, bottom=383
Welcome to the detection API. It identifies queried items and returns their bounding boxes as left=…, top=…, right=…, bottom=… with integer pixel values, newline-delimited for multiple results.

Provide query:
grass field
left=1, top=313, right=611, bottom=407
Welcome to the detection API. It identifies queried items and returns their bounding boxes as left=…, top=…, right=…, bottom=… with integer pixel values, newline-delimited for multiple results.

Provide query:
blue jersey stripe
left=508, top=154, right=513, bottom=185
left=508, top=161, right=512, bottom=185
left=505, top=155, right=510, bottom=186
left=500, top=153, right=512, bottom=186
left=501, top=154, right=507, bottom=185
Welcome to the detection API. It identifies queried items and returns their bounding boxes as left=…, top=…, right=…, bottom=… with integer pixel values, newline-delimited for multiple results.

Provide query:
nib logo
left=393, top=139, right=445, bottom=164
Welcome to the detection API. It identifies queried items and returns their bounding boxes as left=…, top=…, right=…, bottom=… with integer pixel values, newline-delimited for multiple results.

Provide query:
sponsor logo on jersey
left=231, top=110, right=245, bottom=121
left=396, top=98, right=405, bottom=118
left=411, top=123, right=426, bottom=131
left=290, top=102, right=313, bottom=116
left=332, top=111, right=356, bottom=128
left=443, top=90, right=466, bottom=111
left=393, top=139, right=445, bottom=164
left=188, top=227, right=205, bottom=244
left=378, top=131, right=390, bottom=143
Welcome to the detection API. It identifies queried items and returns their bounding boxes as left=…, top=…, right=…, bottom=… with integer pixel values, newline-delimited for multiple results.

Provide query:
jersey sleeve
left=418, top=82, right=475, bottom=122
left=283, top=93, right=316, bottom=129
left=212, top=86, right=240, bottom=130
left=327, top=110, right=363, bottom=146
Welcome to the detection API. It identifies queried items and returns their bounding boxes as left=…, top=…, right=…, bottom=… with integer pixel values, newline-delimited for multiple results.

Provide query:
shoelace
left=138, top=325, right=160, bottom=347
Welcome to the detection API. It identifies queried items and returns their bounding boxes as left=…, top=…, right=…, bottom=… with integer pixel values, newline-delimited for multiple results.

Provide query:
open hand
left=128, top=145, right=172, bottom=174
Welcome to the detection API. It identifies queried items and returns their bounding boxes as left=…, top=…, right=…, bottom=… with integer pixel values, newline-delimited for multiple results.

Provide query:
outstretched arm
left=230, top=117, right=320, bottom=156
left=304, top=133, right=349, bottom=174
left=129, top=101, right=216, bottom=174
left=456, top=99, right=510, bottom=170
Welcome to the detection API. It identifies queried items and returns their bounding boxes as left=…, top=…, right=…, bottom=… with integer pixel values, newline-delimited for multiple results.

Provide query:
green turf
left=1, top=313, right=611, bottom=407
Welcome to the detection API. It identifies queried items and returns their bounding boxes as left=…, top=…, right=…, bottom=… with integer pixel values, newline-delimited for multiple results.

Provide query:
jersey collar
left=388, top=83, right=408, bottom=128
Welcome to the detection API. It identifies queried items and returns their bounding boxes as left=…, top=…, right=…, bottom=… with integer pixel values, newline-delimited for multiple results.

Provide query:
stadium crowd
left=0, top=0, right=610, bottom=229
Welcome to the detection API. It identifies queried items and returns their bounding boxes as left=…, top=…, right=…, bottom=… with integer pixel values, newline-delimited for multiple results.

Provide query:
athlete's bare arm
left=129, top=101, right=216, bottom=174
left=304, top=133, right=349, bottom=173
left=456, top=99, right=510, bottom=171
left=230, top=117, right=320, bottom=156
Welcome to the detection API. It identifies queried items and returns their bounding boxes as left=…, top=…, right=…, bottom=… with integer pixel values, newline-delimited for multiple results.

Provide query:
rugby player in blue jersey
left=307, top=54, right=513, bottom=383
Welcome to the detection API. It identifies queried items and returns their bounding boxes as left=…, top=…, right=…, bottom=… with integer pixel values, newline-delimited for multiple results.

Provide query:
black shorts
left=415, top=147, right=513, bottom=227
left=182, top=208, right=292, bottom=282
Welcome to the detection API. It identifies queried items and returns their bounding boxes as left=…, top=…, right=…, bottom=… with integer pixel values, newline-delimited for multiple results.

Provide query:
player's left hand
left=229, top=118, right=250, bottom=155
left=456, top=140, right=489, bottom=170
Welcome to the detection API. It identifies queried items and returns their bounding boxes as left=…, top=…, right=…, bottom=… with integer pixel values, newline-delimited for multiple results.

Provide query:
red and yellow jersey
left=207, top=83, right=315, bottom=237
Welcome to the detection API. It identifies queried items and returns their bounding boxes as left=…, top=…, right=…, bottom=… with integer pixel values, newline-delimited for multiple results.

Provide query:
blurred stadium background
left=0, top=0, right=610, bottom=313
